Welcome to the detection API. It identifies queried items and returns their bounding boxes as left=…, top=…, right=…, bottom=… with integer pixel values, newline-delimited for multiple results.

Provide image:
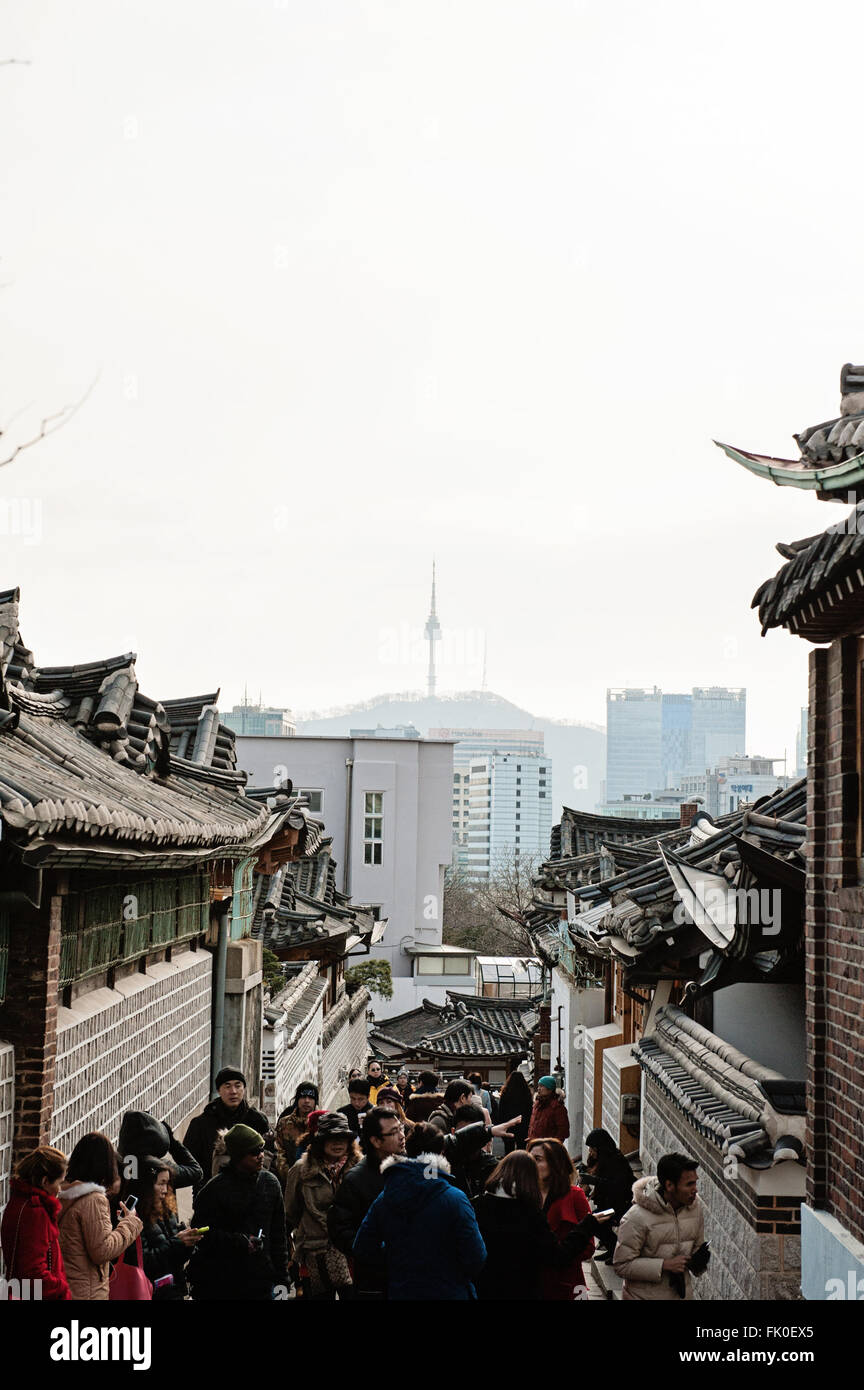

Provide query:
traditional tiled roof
left=541, top=781, right=806, bottom=995
left=752, top=503, right=864, bottom=640
left=413, top=1015, right=529, bottom=1059
left=369, top=990, right=539, bottom=1061
left=634, top=1004, right=805, bottom=1167
left=716, top=362, right=864, bottom=498
left=548, top=806, right=681, bottom=864
left=0, top=588, right=292, bottom=868
left=251, top=847, right=379, bottom=954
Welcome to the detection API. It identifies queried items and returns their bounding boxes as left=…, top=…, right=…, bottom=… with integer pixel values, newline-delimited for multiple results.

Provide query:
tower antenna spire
left=424, top=559, right=441, bottom=698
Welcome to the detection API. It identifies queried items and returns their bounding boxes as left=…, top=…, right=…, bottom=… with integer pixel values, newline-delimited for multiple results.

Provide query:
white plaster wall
left=711, top=982, right=805, bottom=1078
left=801, top=1205, right=864, bottom=1301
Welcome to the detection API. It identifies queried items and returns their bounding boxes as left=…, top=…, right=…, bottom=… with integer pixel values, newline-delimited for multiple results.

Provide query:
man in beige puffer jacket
left=613, top=1153, right=706, bottom=1300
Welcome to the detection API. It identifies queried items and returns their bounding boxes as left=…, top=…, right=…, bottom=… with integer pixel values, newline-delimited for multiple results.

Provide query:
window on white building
left=299, top=789, right=323, bottom=813
left=364, top=792, right=383, bottom=864
left=415, top=954, right=473, bottom=975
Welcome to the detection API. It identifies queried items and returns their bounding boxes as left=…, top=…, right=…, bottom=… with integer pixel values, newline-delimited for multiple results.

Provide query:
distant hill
left=296, top=690, right=606, bottom=818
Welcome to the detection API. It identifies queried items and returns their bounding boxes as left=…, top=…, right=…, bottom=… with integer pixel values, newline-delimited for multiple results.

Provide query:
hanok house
left=367, top=991, right=539, bottom=1084
left=0, top=588, right=299, bottom=1207
left=719, top=360, right=864, bottom=1299
left=528, top=783, right=807, bottom=1300
left=529, top=804, right=712, bottom=1144
left=246, top=795, right=385, bottom=1116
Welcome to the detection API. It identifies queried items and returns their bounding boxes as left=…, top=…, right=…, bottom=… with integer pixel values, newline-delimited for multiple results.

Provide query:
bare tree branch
left=0, top=377, right=98, bottom=469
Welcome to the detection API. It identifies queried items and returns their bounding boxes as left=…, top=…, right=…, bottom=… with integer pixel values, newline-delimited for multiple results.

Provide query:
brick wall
left=52, top=950, right=211, bottom=1155
left=0, top=1041, right=13, bottom=1210
left=807, top=638, right=864, bottom=1245
left=641, top=1074, right=803, bottom=1300
left=0, top=894, right=62, bottom=1159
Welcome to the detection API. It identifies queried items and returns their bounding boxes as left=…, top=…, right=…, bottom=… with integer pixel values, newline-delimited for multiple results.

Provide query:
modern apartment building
left=235, top=733, right=458, bottom=1018
left=605, top=686, right=747, bottom=801
left=455, top=751, right=553, bottom=879
left=431, top=728, right=550, bottom=878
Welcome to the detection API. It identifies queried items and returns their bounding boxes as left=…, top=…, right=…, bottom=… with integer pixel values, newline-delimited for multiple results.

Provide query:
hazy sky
left=4, top=1, right=861, bottom=763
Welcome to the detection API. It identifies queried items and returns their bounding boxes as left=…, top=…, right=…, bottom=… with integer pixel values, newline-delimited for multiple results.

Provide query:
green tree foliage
left=262, top=947, right=286, bottom=996
left=345, top=959, right=393, bottom=1000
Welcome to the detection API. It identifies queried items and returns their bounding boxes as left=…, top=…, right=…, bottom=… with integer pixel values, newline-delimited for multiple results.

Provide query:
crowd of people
left=0, top=1058, right=711, bottom=1301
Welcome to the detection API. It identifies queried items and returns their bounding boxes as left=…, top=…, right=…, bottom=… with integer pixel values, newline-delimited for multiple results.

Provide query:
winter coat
left=184, top=1099, right=270, bottom=1194
left=450, top=1148, right=498, bottom=1201
left=353, top=1153, right=487, bottom=1301
left=273, top=1109, right=310, bottom=1187
left=541, top=1186, right=594, bottom=1299
left=367, top=1077, right=390, bottom=1105
left=527, top=1093, right=570, bottom=1143
left=138, top=1210, right=191, bottom=1301
left=327, top=1155, right=387, bottom=1293
left=337, top=1102, right=372, bottom=1138
left=473, top=1192, right=586, bottom=1301
left=497, top=1083, right=534, bottom=1148
left=284, top=1144, right=360, bottom=1267
left=189, top=1165, right=288, bottom=1301
left=404, top=1090, right=445, bottom=1124
left=588, top=1156, right=635, bottom=1222
left=0, top=1178, right=71, bottom=1300
left=117, top=1113, right=203, bottom=1192
left=612, top=1175, right=705, bottom=1301
left=57, top=1183, right=142, bottom=1301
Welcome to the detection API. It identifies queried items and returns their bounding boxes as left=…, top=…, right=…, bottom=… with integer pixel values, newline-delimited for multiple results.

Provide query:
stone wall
left=321, top=988, right=370, bottom=1107
left=52, top=949, right=211, bottom=1155
left=641, top=1073, right=803, bottom=1300
left=262, top=990, right=324, bottom=1121
left=0, top=1041, right=14, bottom=1211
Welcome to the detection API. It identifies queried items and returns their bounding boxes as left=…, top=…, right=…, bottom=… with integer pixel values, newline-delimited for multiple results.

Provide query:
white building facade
left=454, top=750, right=553, bottom=879
left=236, top=733, right=455, bottom=1019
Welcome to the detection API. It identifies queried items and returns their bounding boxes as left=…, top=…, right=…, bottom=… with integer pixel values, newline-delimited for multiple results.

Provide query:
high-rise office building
left=688, top=687, right=746, bottom=775
left=606, top=686, right=747, bottom=801
left=606, top=689, right=664, bottom=801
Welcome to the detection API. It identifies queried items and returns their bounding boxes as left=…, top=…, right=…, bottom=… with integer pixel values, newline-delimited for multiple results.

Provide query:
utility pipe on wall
left=210, top=904, right=231, bottom=1094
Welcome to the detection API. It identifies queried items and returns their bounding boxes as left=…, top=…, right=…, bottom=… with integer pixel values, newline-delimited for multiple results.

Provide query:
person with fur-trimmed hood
left=612, top=1153, right=709, bottom=1300
left=284, top=1111, right=361, bottom=1299
left=404, top=1070, right=444, bottom=1123
left=273, top=1082, right=319, bottom=1188
left=353, top=1123, right=487, bottom=1301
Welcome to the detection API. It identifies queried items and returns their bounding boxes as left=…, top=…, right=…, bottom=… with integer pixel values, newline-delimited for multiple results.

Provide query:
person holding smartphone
left=120, top=1156, right=205, bottom=1301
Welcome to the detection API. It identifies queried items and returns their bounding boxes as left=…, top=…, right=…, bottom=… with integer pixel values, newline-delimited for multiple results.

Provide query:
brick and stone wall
left=806, top=638, right=864, bottom=1247
left=0, top=893, right=62, bottom=1160
left=641, top=1073, right=804, bottom=1300
left=52, top=949, right=212, bottom=1155
left=0, top=1041, right=14, bottom=1211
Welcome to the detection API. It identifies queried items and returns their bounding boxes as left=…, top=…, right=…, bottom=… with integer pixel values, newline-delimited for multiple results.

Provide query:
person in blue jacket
left=352, top=1123, right=486, bottom=1300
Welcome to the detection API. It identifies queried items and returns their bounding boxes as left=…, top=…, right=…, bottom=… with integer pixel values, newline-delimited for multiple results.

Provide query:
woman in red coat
left=1, top=1146, right=71, bottom=1300
left=528, top=1138, right=598, bottom=1300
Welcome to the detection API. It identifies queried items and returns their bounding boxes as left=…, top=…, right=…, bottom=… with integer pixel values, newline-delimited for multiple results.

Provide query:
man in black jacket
left=189, top=1125, right=288, bottom=1301
left=184, top=1067, right=271, bottom=1194
left=450, top=1105, right=499, bottom=1199
left=338, top=1078, right=373, bottom=1138
left=327, top=1105, right=405, bottom=1296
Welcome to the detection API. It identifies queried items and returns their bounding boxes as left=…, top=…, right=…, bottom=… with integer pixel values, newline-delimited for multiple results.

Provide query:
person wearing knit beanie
left=214, top=1066, right=247, bottom=1090
left=537, top=1076, right=558, bottom=1092
left=224, top=1125, right=266, bottom=1162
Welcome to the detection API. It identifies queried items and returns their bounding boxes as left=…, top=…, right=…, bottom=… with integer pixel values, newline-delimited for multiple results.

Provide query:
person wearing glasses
left=327, top=1105, right=405, bottom=1298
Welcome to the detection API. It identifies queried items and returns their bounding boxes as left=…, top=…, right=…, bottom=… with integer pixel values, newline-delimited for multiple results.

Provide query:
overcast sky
left=4, top=1, right=862, bottom=764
